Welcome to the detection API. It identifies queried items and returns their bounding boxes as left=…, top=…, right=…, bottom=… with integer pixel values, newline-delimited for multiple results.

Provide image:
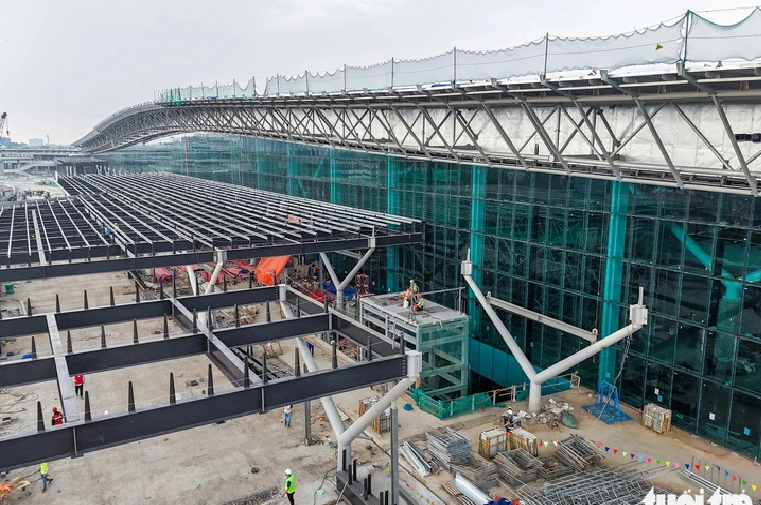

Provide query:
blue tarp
left=322, top=282, right=356, bottom=300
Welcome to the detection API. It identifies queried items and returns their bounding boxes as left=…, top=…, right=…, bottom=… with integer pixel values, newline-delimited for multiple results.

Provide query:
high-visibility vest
left=285, top=475, right=295, bottom=494
left=40, top=463, right=48, bottom=475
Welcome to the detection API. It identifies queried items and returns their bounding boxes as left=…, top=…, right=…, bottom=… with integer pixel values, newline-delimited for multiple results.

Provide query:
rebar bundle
left=517, top=465, right=670, bottom=505
left=426, top=428, right=472, bottom=470
left=555, top=436, right=602, bottom=471
left=494, top=449, right=543, bottom=486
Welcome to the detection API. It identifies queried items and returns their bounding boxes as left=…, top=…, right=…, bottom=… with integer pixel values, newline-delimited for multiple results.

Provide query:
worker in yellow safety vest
left=281, top=468, right=295, bottom=505
left=39, top=462, right=53, bottom=492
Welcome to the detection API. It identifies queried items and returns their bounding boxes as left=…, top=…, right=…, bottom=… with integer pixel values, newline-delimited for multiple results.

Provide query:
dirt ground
left=2, top=271, right=761, bottom=504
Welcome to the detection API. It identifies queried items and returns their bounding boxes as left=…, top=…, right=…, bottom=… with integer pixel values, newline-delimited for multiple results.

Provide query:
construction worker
left=414, top=297, right=425, bottom=312
left=51, top=407, right=63, bottom=425
left=39, top=462, right=52, bottom=492
left=73, top=374, right=84, bottom=397
left=282, top=468, right=295, bottom=505
left=409, top=279, right=419, bottom=295
left=282, top=405, right=292, bottom=427
left=503, top=408, right=514, bottom=432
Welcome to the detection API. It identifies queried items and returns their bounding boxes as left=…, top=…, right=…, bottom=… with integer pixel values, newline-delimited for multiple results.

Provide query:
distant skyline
left=1, top=0, right=757, bottom=145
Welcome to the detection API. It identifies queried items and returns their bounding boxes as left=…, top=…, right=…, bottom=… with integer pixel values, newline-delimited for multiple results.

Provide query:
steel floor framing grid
left=0, top=283, right=411, bottom=470
left=0, top=173, right=421, bottom=282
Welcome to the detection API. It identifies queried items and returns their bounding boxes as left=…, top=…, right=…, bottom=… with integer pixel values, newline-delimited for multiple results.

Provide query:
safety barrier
left=157, top=8, right=761, bottom=102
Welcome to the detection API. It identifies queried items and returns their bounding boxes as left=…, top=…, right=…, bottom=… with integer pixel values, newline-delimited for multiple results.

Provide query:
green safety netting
left=409, top=388, right=495, bottom=420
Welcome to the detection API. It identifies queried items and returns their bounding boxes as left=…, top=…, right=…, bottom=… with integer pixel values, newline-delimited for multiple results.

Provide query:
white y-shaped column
left=320, top=239, right=375, bottom=310
left=461, top=254, right=647, bottom=412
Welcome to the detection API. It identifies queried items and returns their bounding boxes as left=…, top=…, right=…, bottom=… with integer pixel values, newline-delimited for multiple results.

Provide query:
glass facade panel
left=107, top=134, right=761, bottom=459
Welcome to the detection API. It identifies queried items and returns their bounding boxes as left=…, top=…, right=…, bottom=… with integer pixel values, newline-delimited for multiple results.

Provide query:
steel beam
left=711, top=95, right=758, bottom=196
left=0, top=356, right=407, bottom=470
left=46, top=314, right=79, bottom=423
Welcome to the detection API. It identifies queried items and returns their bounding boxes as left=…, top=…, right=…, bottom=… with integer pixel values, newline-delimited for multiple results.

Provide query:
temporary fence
left=157, top=8, right=761, bottom=102
left=409, top=372, right=580, bottom=420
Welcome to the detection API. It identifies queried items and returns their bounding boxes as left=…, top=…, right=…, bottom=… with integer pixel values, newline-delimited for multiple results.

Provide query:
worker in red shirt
left=51, top=407, right=63, bottom=425
left=73, top=374, right=84, bottom=397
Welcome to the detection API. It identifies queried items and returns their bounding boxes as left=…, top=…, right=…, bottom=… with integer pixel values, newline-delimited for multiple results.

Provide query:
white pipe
left=532, top=324, right=640, bottom=384
left=186, top=265, right=198, bottom=296
left=281, top=300, right=348, bottom=469
left=319, top=252, right=340, bottom=287
left=204, top=261, right=223, bottom=295
left=454, top=473, right=491, bottom=505
left=462, top=270, right=536, bottom=381
left=295, top=336, right=345, bottom=441
left=338, top=378, right=414, bottom=445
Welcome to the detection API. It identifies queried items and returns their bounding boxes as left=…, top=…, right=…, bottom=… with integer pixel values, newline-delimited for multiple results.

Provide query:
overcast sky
left=0, top=0, right=755, bottom=145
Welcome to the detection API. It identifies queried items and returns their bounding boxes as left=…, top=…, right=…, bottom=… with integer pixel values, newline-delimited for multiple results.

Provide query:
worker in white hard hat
left=503, top=407, right=515, bottom=432
left=282, top=468, right=295, bottom=505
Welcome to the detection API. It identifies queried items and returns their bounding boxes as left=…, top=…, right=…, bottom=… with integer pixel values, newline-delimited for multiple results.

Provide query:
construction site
left=0, top=172, right=757, bottom=505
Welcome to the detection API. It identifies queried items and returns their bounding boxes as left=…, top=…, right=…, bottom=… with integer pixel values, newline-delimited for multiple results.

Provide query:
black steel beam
left=0, top=358, right=57, bottom=388
left=333, top=314, right=396, bottom=358
left=0, top=234, right=421, bottom=283
left=0, top=315, right=48, bottom=338
left=179, top=286, right=277, bottom=312
left=0, top=356, right=406, bottom=470
left=67, top=335, right=209, bottom=376
left=0, top=286, right=279, bottom=338
left=55, top=301, right=173, bottom=331
left=216, top=314, right=330, bottom=348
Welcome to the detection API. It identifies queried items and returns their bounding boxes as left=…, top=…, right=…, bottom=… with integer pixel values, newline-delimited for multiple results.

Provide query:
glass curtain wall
left=107, top=135, right=761, bottom=460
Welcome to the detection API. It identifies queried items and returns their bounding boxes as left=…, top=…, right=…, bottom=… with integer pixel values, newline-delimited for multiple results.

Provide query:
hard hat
left=52, top=407, right=58, bottom=412
left=410, top=279, right=415, bottom=284
left=285, top=468, right=292, bottom=476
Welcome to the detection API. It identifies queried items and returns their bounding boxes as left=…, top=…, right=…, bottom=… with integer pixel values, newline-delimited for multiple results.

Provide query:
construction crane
left=0, top=112, right=8, bottom=139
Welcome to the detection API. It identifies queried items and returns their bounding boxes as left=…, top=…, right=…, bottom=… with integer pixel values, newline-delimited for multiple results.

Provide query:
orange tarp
left=257, top=256, right=290, bottom=286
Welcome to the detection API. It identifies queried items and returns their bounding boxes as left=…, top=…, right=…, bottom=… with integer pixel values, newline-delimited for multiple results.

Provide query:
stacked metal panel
left=450, top=460, right=498, bottom=491
left=494, top=449, right=543, bottom=486
left=555, top=436, right=602, bottom=471
left=426, top=429, right=472, bottom=470
left=401, top=440, right=432, bottom=477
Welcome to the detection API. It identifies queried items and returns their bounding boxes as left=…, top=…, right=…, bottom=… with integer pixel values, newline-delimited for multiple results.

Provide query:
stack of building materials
left=426, top=429, right=472, bottom=470
left=555, top=436, right=601, bottom=471
left=401, top=440, right=431, bottom=477
left=450, top=460, right=498, bottom=491
left=494, top=449, right=543, bottom=486
left=536, top=455, right=574, bottom=481
left=643, top=404, right=672, bottom=434
left=477, top=428, right=507, bottom=459
left=517, top=465, right=668, bottom=505
left=358, top=396, right=390, bottom=434
left=509, top=428, right=539, bottom=456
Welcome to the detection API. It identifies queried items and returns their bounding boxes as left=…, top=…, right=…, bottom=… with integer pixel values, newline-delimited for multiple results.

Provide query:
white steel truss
left=75, top=68, right=761, bottom=195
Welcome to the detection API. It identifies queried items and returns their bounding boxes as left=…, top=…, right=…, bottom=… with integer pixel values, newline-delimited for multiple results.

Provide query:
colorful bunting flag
left=605, top=447, right=610, bottom=452
left=647, top=457, right=652, bottom=463
left=639, top=456, right=645, bottom=462
left=753, top=484, right=757, bottom=492
left=733, top=475, right=737, bottom=481
left=725, top=470, right=729, bottom=477
left=696, top=465, right=701, bottom=470
left=630, top=454, right=635, bottom=460
left=685, top=464, right=690, bottom=470
left=622, top=451, right=627, bottom=457
left=706, top=465, right=710, bottom=471
left=613, top=449, right=618, bottom=454
left=665, top=461, right=670, bottom=467
left=656, top=460, right=661, bottom=465
left=596, top=443, right=601, bottom=449
left=543, top=441, right=549, bottom=448
left=742, top=480, right=746, bottom=485
left=674, top=463, right=680, bottom=469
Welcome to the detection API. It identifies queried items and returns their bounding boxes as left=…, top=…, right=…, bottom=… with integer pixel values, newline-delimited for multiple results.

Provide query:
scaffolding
left=360, top=292, right=469, bottom=399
